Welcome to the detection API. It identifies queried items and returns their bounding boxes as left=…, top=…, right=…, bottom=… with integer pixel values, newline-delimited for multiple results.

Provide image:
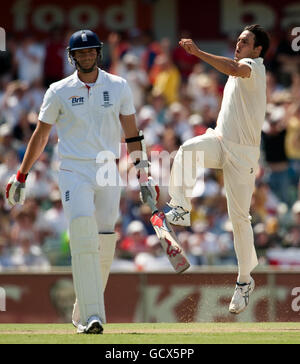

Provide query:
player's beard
left=76, top=59, right=98, bottom=73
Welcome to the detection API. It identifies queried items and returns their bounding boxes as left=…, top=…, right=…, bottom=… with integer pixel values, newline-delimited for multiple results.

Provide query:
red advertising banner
left=0, top=0, right=155, bottom=40
left=178, top=0, right=300, bottom=40
left=0, top=0, right=298, bottom=42
left=0, top=271, right=299, bottom=323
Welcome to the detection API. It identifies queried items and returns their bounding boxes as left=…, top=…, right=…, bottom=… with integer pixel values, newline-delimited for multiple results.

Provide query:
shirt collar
left=255, top=57, right=264, bottom=64
left=72, top=67, right=103, bottom=88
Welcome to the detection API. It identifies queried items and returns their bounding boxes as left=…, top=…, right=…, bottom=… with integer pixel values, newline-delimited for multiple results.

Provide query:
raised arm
left=179, top=39, right=251, bottom=78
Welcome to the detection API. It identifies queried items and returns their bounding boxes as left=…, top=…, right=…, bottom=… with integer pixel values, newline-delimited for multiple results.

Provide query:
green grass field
left=0, top=322, right=299, bottom=344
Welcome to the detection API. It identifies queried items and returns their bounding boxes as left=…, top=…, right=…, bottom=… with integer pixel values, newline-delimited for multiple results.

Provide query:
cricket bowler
left=166, top=25, right=270, bottom=314
left=6, top=30, right=158, bottom=334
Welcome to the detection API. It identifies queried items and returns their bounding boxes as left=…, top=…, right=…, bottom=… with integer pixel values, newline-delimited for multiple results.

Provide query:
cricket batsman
left=166, top=25, right=270, bottom=314
left=6, top=30, right=157, bottom=334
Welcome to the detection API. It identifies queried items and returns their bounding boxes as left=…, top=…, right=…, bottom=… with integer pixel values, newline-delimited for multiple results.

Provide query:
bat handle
left=146, top=196, right=158, bottom=215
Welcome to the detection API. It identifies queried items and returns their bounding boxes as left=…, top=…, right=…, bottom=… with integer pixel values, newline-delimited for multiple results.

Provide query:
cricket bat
left=146, top=196, right=191, bottom=274
left=139, top=130, right=190, bottom=274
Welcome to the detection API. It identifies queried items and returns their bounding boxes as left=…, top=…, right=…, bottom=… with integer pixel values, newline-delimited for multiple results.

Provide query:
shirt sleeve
left=119, top=80, right=136, bottom=116
left=38, top=88, right=61, bottom=125
left=239, top=58, right=256, bottom=74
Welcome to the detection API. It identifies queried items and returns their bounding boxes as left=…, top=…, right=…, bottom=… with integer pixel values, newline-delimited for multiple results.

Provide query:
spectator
left=0, top=80, right=30, bottom=127
left=251, top=181, right=279, bottom=224
left=188, top=113, right=206, bottom=136
left=10, top=234, right=50, bottom=271
left=266, top=71, right=284, bottom=103
left=261, top=104, right=296, bottom=206
left=44, top=26, right=66, bottom=87
left=253, top=223, right=272, bottom=263
left=115, top=52, right=149, bottom=111
left=186, top=63, right=206, bottom=99
left=290, top=71, right=300, bottom=101
left=217, top=219, right=236, bottom=265
left=141, top=30, right=162, bottom=72
left=285, top=103, right=300, bottom=176
left=189, top=74, right=219, bottom=116
left=0, top=148, right=19, bottom=191
left=152, top=54, right=181, bottom=105
left=284, top=225, right=300, bottom=248
left=0, top=29, right=300, bottom=270
left=137, top=105, right=164, bottom=145
left=0, top=123, right=21, bottom=157
left=0, top=240, right=13, bottom=270
left=10, top=208, right=40, bottom=246
left=40, top=189, right=68, bottom=236
left=23, top=79, right=46, bottom=113
left=166, top=102, right=193, bottom=143
left=291, top=200, right=300, bottom=227
left=13, top=111, right=36, bottom=144
left=0, top=193, right=10, bottom=250
left=8, top=207, right=51, bottom=270
left=0, top=35, right=17, bottom=81
left=134, top=234, right=172, bottom=271
left=273, top=26, right=300, bottom=87
left=150, top=94, right=168, bottom=125
left=125, top=28, right=147, bottom=59
left=188, top=221, right=220, bottom=265
left=119, top=220, right=149, bottom=260
left=138, top=204, right=155, bottom=235
left=15, top=33, right=45, bottom=85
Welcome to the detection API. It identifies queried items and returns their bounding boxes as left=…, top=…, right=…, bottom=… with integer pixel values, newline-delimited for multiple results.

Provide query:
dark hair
left=244, top=24, right=270, bottom=58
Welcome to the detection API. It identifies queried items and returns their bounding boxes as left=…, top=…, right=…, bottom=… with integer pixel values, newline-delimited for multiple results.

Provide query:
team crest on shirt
left=101, top=91, right=113, bottom=108
left=69, top=96, right=84, bottom=106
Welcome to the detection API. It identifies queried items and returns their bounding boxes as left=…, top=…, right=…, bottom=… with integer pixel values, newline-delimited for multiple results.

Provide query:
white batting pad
left=72, top=232, right=117, bottom=326
left=69, top=216, right=106, bottom=326
left=99, top=233, right=117, bottom=290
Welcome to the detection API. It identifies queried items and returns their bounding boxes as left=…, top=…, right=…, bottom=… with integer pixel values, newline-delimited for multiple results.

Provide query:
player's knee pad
left=69, top=216, right=106, bottom=325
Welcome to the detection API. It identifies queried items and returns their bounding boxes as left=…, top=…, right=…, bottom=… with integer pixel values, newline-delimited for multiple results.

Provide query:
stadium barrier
left=0, top=267, right=299, bottom=323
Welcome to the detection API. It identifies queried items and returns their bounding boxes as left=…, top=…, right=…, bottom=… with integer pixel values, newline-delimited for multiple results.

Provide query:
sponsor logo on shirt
left=101, top=91, right=113, bottom=108
left=69, top=96, right=84, bottom=106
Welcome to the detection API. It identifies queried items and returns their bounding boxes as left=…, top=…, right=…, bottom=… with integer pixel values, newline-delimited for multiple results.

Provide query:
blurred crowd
left=0, top=27, right=300, bottom=272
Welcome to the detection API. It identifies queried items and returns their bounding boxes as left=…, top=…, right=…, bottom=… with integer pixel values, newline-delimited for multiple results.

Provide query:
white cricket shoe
left=229, top=277, right=255, bottom=314
left=165, top=204, right=191, bottom=226
left=77, top=315, right=103, bottom=334
left=72, top=319, right=79, bottom=328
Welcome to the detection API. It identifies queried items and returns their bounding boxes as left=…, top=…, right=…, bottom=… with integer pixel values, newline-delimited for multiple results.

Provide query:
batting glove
left=139, top=176, right=160, bottom=205
left=6, top=171, right=28, bottom=206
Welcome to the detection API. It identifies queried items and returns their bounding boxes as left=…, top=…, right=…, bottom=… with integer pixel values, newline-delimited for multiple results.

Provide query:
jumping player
left=166, top=25, right=270, bottom=314
left=6, top=30, right=157, bottom=333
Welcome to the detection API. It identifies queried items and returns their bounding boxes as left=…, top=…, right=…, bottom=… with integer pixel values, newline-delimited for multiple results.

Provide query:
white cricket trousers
left=169, top=128, right=259, bottom=277
left=58, top=159, right=121, bottom=233
left=58, top=159, right=121, bottom=326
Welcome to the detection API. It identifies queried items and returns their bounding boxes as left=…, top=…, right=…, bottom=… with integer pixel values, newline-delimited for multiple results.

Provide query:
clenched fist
left=179, top=38, right=200, bottom=57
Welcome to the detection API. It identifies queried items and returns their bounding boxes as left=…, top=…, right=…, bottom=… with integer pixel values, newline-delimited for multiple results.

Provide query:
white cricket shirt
left=215, top=57, right=266, bottom=146
left=38, top=68, right=136, bottom=160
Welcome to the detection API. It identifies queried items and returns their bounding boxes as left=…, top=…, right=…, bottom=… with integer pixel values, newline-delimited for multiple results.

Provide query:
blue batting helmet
left=68, top=30, right=103, bottom=51
left=67, top=30, right=103, bottom=67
